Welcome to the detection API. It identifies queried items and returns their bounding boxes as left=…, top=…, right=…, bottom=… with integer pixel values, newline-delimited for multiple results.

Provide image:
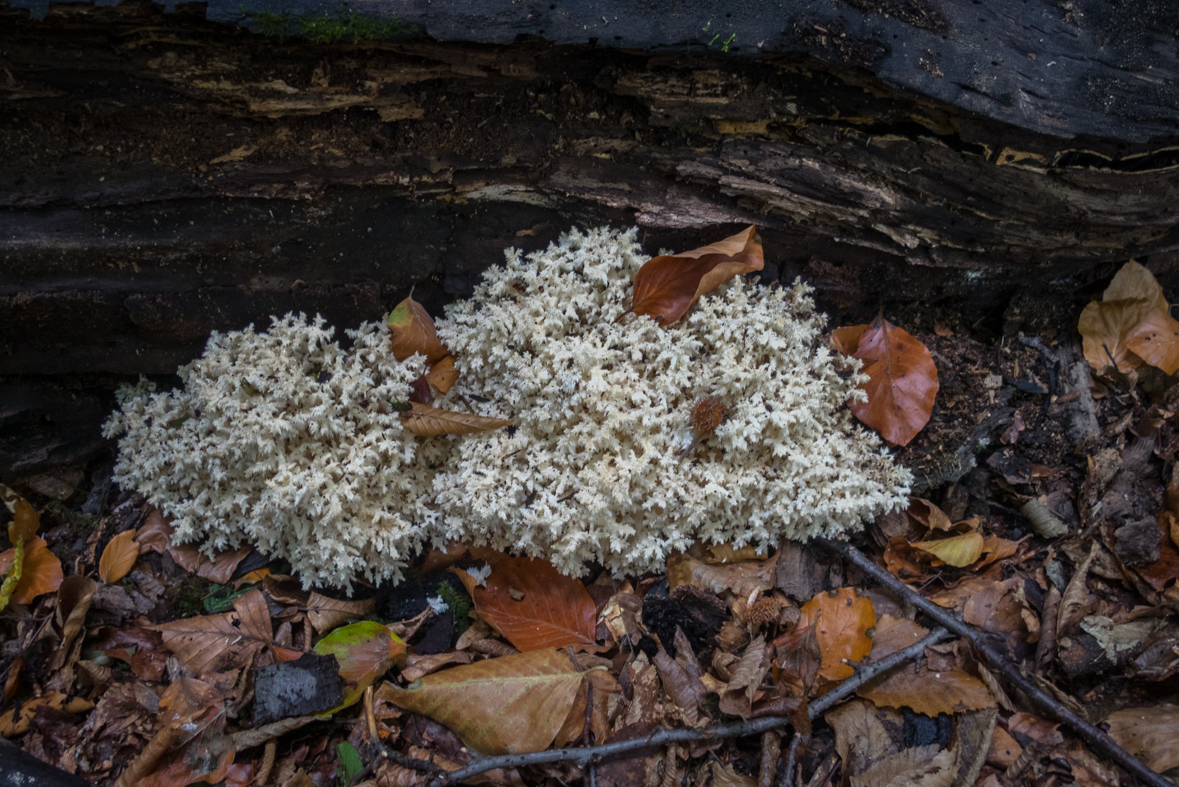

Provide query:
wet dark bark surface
left=2, top=0, right=1179, bottom=478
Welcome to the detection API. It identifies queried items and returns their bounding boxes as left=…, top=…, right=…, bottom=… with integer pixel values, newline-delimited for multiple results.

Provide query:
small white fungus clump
left=104, top=314, right=445, bottom=590
left=433, top=226, right=911, bottom=576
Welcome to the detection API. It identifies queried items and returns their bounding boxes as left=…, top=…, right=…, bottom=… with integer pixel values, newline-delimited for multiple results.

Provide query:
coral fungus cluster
left=106, top=227, right=911, bottom=589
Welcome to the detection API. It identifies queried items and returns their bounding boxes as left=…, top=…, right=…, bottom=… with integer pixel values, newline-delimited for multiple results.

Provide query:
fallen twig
left=425, top=626, right=949, bottom=787
left=818, top=537, right=1177, bottom=787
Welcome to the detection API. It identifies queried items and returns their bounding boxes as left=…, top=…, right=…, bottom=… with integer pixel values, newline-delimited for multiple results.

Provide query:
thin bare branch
left=818, top=537, right=1177, bottom=787
left=425, top=626, right=949, bottom=787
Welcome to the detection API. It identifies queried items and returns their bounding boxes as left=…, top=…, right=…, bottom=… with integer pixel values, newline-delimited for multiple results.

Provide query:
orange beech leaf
left=831, top=316, right=938, bottom=446
left=1128, top=307, right=1179, bottom=375
left=911, top=531, right=985, bottom=568
left=0, top=537, right=63, bottom=605
left=797, top=587, right=876, bottom=686
left=381, top=649, right=587, bottom=755
left=630, top=225, right=764, bottom=326
left=99, top=529, right=141, bottom=584
left=427, top=355, right=459, bottom=395
left=469, top=556, right=597, bottom=651
left=387, top=293, right=449, bottom=363
left=401, top=402, right=512, bottom=436
left=10, top=498, right=39, bottom=543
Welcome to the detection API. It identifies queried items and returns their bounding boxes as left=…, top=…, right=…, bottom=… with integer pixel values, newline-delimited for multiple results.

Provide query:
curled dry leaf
left=797, top=588, right=876, bottom=686
left=380, top=649, right=586, bottom=755
left=426, top=355, right=459, bottom=395
left=387, top=293, right=449, bottom=364
left=401, top=402, right=512, bottom=436
left=99, top=529, right=141, bottom=584
left=666, top=553, right=777, bottom=600
left=630, top=225, right=764, bottom=326
left=831, top=316, right=938, bottom=446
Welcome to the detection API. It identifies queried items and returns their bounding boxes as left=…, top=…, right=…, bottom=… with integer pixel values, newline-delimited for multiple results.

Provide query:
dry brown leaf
left=1128, top=307, right=1179, bottom=375
left=387, top=293, right=449, bottom=364
left=153, top=592, right=273, bottom=676
left=653, top=649, right=705, bottom=726
left=666, top=553, right=777, bottom=599
left=1008, top=712, right=1064, bottom=747
left=831, top=317, right=939, bottom=446
left=1105, top=705, right=1179, bottom=775
left=717, top=636, right=769, bottom=718
left=0, top=691, right=94, bottom=736
left=10, top=498, right=39, bottom=543
left=467, top=556, right=597, bottom=651
left=306, top=592, right=376, bottom=635
left=630, top=225, right=763, bottom=326
left=401, top=402, right=512, bottom=436
left=866, top=614, right=930, bottom=662
left=99, top=529, right=141, bottom=584
left=1104, top=260, right=1169, bottom=311
left=382, top=649, right=586, bottom=755
left=859, top=665, right=996, bottom=716
left=168, top=540, right=251, bottom=584
left=401, top=651, right=474, bottom=682
left=426, top=355, right=459, bottom=395
left=907, top=498, right=954, bottom=532
left=1078, top=298, right=1152, bottom=374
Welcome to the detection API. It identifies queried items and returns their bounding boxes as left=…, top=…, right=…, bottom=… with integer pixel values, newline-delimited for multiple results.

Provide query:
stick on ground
left=818, top=537, right=1176, bottom=787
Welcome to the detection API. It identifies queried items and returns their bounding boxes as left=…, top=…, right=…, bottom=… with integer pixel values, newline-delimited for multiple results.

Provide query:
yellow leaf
left=401, top=402, right=512, bottom=436
left=98, top=530, right=140, bottom=584
left=911, top=531, right=984, bottom=567
left=1127, top=307, right=1179, bottom=375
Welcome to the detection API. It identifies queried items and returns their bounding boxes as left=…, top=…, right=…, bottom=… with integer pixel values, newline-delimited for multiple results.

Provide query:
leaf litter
left=2, top=243, right=1179, bottom=787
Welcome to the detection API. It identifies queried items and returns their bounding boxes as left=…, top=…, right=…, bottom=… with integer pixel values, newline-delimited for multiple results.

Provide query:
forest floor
left=2, top=265, right=1179, bottom=787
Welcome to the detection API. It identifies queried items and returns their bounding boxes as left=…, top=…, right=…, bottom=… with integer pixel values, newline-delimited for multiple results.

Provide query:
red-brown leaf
left=630, top=225, right=764, bottom=326
left=469, top=557, right=597, bottom=651
left=387, top=294, right=449, bottom=363
left=832, top=316, right=938, bottom=446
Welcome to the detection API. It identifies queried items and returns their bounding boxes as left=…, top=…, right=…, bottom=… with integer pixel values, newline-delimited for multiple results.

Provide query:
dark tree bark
left=2, top=0, right=1178, bottom=478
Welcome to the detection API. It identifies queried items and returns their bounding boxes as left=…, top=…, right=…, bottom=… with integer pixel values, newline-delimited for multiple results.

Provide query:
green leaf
left=335, top=741, right=364, bottom=786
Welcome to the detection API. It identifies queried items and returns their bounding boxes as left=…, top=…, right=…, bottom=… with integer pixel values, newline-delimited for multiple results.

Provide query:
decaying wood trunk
left=2, top=0, right=1179, bottom=478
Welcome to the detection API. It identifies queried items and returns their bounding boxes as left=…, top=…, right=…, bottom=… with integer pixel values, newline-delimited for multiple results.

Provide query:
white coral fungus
left=103, top=315, right=443, bottom=590
left=105, top=226, right=911, bottom=591
left=433, top=226, right=911, bottom=577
